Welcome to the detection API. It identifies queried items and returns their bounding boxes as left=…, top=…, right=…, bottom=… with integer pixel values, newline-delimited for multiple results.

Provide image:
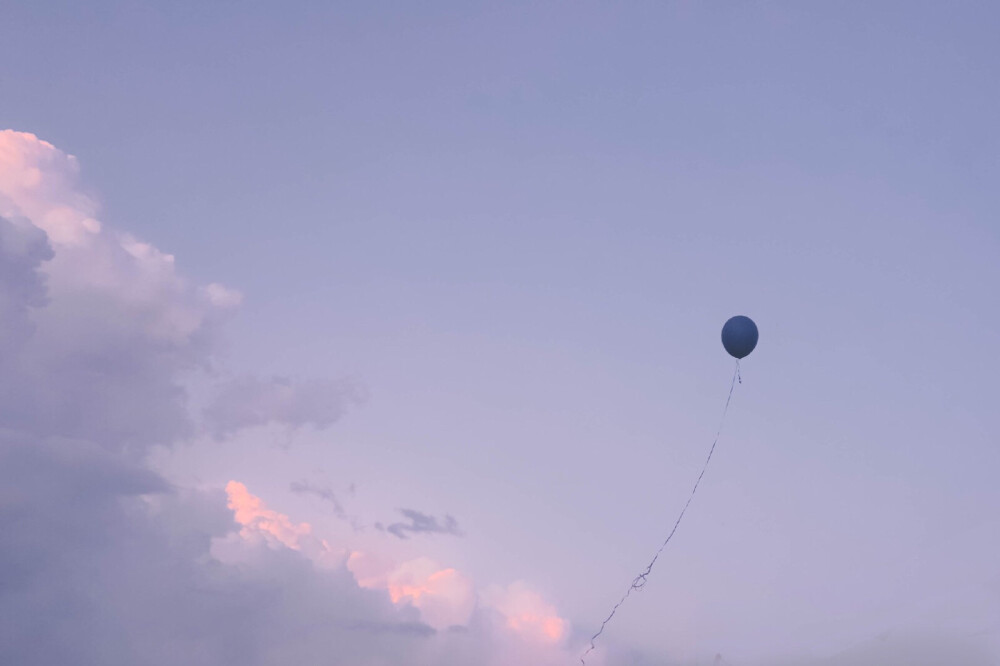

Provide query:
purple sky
left=1, top=3, right=998, bottom=664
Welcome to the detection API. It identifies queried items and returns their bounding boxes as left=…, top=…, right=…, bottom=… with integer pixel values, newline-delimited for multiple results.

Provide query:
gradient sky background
left=2, top=2, right=999, bottom=664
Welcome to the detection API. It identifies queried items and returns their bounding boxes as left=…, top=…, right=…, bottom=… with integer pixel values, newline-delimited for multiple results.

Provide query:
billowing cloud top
left=0, top=130, right=242, bottom=453
left=0, top=130, right=578, bottom=666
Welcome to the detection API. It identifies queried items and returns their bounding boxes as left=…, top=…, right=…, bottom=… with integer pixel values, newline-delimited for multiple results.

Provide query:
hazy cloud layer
left=204, top=375, right=364, bottom=439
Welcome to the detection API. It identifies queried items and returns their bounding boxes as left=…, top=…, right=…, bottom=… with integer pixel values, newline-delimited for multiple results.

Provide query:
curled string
left=580, top=362, right=742, bottom=665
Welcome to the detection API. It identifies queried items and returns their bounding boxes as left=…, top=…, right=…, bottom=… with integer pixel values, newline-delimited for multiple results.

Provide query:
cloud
left=349, top=553, right=477, bottom=631
left=204, top=375, right=364, bottom=439
left=223, top=483, right=574, bottom=658
left=234, top=482, right=570, bottom=642
left=483, top=580, right=569, bottom=644
left=0, top=130, right=240, bottom=454
left=0, top=215, right=53, bottom=355
left=0, top=128, right=581, bottom=665
left=380, top=508, right=464, bottom=539
left=227, top=480, right=314, bottom=550
left=0, top=129, right=413, bottom=664
left=0, top=129, right=626, bottom=666
left=0, top=437, right=446, bottom=666
left=0, top=130, right=100, bottom=246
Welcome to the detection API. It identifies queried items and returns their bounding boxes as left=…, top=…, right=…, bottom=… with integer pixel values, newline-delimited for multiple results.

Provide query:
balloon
left=721, top=315, right=758, bottom=359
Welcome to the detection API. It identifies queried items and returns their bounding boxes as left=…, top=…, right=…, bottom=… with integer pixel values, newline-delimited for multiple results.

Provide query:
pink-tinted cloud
left=378, top=557, right=476, bottom=630
left=484, top=580, right=570, bottom=644
left=0, top=129, right=240, bottom=349
left=226, top=480, right=313, bottom=550
left=230, top=482, right=571, bottom=643
left=0, top=130, right=100, bottom=246
left=224, top=485, right=478, bottom=630
left=1, top=129, right=585, bottom=666
left=0, top=130, right=244, bottom=452
left=350, top=550, right=480, bottom=631
left=351, top=552, right=572, bottom=642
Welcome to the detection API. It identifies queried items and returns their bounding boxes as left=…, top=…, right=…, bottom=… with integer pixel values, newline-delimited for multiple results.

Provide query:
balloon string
left=580, top=361, right=741, bottom=665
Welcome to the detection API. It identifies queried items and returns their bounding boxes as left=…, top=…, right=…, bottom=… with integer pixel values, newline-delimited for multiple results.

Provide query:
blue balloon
left=721, top=316, right=758, bottom=359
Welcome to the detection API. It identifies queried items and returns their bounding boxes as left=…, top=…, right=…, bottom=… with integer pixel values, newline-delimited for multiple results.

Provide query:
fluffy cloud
left=0, top=437, right=447, bottom=666
left=0, top=130, right=240, bottom=453
left=349, top=552, right=477, bottom=630
left=230, top=481, right=572, bottom=647
left=484, top=581, right=569, bottom=644
left=0, top=215, right=52, bottom=357
left=0, top=130, right=578, bottom=666
left=227, top=480, right=315, bottom=550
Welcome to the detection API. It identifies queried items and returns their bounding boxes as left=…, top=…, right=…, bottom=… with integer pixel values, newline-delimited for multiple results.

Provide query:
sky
left=1, top=2, right=999, bottom=664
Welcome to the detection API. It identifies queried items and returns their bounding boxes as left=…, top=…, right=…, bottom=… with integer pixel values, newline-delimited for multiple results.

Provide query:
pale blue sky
left=2, top=2, right=998, bottom=663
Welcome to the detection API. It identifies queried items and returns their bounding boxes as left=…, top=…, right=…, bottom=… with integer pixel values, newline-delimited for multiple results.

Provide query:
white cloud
left=0, top=130, right=579, bottom=666
left=0, top=131, right=243, bottom=453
